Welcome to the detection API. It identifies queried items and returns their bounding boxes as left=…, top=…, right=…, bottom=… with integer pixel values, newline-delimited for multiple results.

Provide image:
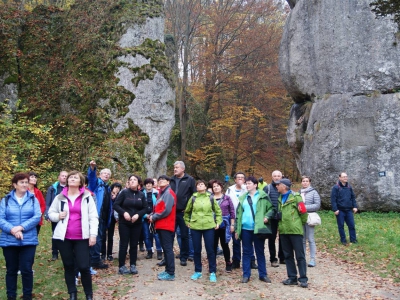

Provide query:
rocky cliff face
left=280, top=0, right=400, bottom=211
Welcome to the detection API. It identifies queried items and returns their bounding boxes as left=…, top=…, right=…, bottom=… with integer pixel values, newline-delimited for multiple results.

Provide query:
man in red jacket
left=150, top=175, right=177, bottom=281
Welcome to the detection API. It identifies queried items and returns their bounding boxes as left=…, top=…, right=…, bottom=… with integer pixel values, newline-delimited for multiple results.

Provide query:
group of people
left=0, top=158, right=359, bottom=299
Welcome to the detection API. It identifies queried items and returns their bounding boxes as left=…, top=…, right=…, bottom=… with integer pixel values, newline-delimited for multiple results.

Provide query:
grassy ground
left=0, top=211, right=399, bottom=298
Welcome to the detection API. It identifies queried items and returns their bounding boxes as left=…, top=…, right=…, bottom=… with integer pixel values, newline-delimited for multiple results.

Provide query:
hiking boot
left=241, top=277, right=249, bottom=283
left=146, top=251, right=153, bottom=259
left=130, top=264, right=138, bottom=274
left=118, top=266, right=130, bottom=275
left=92, top=261, right=108, bottom=269
left=187, top=256, right=194, bottom=262
left=282, top=278, right=298, bottom=285
left=139, top=244, right=145, bottom=252
left=51, top=254, right=58, bottom=261
left=157, top=259, right=166, bottom=266
left=157, top=251, right=163, bottom=260
left=107, top=255, right=113, bottom=261
left=158, top=272, right=175, bottom=281
left=180, top=259, right=187, bottom=266
left=225, top=262, right=232, bottom=273
left=271, top=260, right=279, bottom=267
left=279, top=259, right=286, bottom=264
left=250, top=260, right=258, bottom=269
left=300, top=281, right=308, bottom=288
left=100, top=255, right=106, bottom=261
left=259, top=276, right=272, bottom=283
left=232, top=260, right=240, bottom=269
left=308, top=259, right=316, bottom=267
left=190, top=272, right=202, bottom=280
left=216, top=249, right=223, bottom=256
left=209, top=272, right=217, bottom=283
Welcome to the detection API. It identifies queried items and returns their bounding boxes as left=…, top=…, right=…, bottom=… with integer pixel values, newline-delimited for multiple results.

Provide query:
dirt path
left=91, top=234, right=400, bottom=300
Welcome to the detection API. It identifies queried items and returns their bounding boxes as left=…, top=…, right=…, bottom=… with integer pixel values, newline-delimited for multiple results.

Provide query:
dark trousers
left=191, top=228, right=216, bottom=273
left=232, top=233, right=255, bottom=262
left=280, top=234, right=308, bottom=283
left=2, top=245, right=36, bottom=298
left=336, top=210, right=357, bottom=243
left=241, top=229, right=267, bottom=278
left=102, top=216, right=116, bottom=256
left=118, top=222, right=142, bottom=267
left=55, top=239, right=92, bottom=295
left=175, top=211, right=189, bottom=260
left=51, top=221, right=59, bottom=256
left=90, top=218, right=105, bottom=265
left=214, top=227, right=230, bottom=262
left=157, top=229, right=175, bottom=275
left=268, top=219, right=284, bottom=262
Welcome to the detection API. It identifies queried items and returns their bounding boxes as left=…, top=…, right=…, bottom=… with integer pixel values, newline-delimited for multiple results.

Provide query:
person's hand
left=264, top=217, right=268, bottom=224
left=11, top=226, right=23, bottom=235
left=124, top=212, right=131, bottom=221
left=334, top=210, right=339, bottom=216
left=89, top=236, right=96, bottom=246
left=149, top=216, right=153, bottom=223
left=215, top=224, right=219, bottom=230
left=235, top=233, right=238, bottom=240
left=353, top=208, right=358, bottom=214
left=14, top=231, right=23, bottom=240
left=59, top=211, right=67, bottom=220
left=187, top=223, right=191, bottom=228
left=131, top=214, right=139, bottom=223
left=230, top=225, right=235, bottom=233
left=89, top=160, right=96, bottom=170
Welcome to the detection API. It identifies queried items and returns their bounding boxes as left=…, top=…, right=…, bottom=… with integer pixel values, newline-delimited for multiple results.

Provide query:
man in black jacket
left=169, top=161, right=196, bottom=266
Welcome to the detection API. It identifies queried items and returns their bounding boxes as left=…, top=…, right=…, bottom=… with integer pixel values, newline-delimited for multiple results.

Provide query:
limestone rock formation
left=280, top=0, right=400, bottom=211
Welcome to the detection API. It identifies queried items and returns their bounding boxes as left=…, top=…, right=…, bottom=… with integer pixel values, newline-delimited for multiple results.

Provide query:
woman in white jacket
left=49, top=171, right=98, bottom=300
left=300, top=176, right=321, bottom=267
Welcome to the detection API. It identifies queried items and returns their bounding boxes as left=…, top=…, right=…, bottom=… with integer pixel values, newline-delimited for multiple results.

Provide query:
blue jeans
left=158, top=229, right=175, bottom=275
left=2, top=245, right=36, bottom=298
left=241, top=229, right=267, bottom=278
left=232, top=233, right=255, bottom=262
left=191, top=228, right=216, bottom=273
left=90, top=218, right=105, bottom=265
left=280, top=234, right=308, bottom=283
left=142, top=221, right=162, bottom=251
left=336, top=210, right=357, bottom=243
left=175, top=212, right=194, bottom=259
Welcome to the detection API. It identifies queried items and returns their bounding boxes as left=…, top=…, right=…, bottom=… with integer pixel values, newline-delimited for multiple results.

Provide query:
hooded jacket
left=152, top=186, right=177, bottom=232
left=278, top=191, right=308, bottom=235
left=48, top=187, right=99, bottom=240
left=0, top=190, right=42, bottom=247
left=184, top=192, right=222, bottom=230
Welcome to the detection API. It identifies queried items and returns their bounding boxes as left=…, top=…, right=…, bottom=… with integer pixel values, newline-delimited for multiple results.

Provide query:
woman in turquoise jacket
left=184, top=180, right=222, bottom=283
left=0, top=173, right=42, bottom=300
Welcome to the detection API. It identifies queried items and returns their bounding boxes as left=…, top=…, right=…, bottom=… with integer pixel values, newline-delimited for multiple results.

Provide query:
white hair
left=174, top=161, right=185, bottom=169
left=271, top=170, right=282, bottom=177
left=100, top=168, right=111, bottom=176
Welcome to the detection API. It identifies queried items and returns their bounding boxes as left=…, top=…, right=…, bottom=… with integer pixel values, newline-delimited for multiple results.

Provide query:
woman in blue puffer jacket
left=0, top=172, right=42, bottom=300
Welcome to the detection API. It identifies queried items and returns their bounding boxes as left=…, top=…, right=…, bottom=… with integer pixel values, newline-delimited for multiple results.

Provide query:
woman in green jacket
left=235, top=176, right=275, bottom=284
left=184, top=180, right=222, bottom=283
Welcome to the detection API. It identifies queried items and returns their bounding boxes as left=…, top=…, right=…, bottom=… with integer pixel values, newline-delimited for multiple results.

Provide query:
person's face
left=59, top=171, right=68, bottom=185
left=100, top=171, right=111, bottom=182
left=128, top=176, right=139, bottom=190
left=235, top=174, right=245, bottom=187
left=174, top=164, right=185, bottom=177
left=111, top=187, right=121, bottom=200
left=153, top=178, right=158, bottom=188
left=339, top=173, right=348, bottom=184
left=68, top=174, right=81, bottom=188
left=158, top=178, right=169, bottom=188
left=212, top=183, right=222, bottom=194
left=145, top=183, right=153, bottom=192
left=245, top=181, right=257, bottom=193
left=272, top=171, right=282, bottom=182
left=276, top=183, right=287, bottom=194
left=301, top=178, right=311, bottom=189
left=196, top=182, right=207, bottom=192
left=13, top=178, right=29, bottom=194
left=29, top=175, right=37, bottom=186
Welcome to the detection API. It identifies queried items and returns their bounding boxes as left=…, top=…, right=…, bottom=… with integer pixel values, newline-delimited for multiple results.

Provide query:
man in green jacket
left=235, top=176, right=275, bottom=283
left=277, top=178, right=308, bottom=288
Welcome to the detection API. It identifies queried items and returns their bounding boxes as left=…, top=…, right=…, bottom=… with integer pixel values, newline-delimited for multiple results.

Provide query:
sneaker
left=51, top=254, right=58, bottom=261
left=90, top=267, right=97, bottom=275
left=157, top=251, right=163, bottom=260
left=187, top=256, right=194, bottom=262
left=92, top=261, right=108, bottom=269
left=259, top=276, right=272, bottom=283
left=250, top=261, right=258, bottom=269
left=158, top=272, right=175, bottom=281
left=271, top=260, right=279, bottom=267
left=190, top=272, right=202, bottom=280
left=180, top=260, right=187, bottom=266
left=282, top=278, right=298, bottom=285
left=130, top=264, right=138, bottom=274
left=118, top=266, right=131, bottom=275
left=107, top=255, right=114, bottom=261
left=308, top=260, right=316, bottom=267
left=100, top=254, right=106, bottom=261
left=209, top=272, right=217, bottom=283
left=216, top=249, right=223, bottom=256
left=300, top=281, right=308, bottom=288
left=157, top=271, right=167, bottom=277
left=225, top=262, right=232, bottom=273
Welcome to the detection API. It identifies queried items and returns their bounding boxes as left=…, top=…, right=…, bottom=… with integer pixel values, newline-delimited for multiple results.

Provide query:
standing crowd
left=0, top=158, right=359, bottom=299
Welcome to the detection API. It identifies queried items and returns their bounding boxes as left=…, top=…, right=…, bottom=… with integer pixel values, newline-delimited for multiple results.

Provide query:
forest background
left=2, top=0, right=305, bottom=195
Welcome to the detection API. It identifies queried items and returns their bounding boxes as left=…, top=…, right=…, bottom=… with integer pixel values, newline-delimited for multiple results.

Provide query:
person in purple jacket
left=211, top=179, right=236, bottom=272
